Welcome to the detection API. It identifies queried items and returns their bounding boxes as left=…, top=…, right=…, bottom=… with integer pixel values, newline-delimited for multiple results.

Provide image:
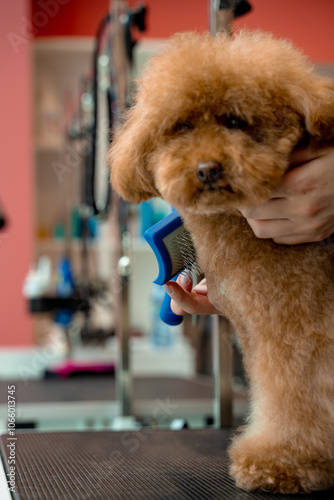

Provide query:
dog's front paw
left=229, top=434, right=334, bottom=494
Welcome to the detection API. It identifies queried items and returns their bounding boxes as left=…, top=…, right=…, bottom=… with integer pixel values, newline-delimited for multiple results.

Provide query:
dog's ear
left=290, top=75, right=334, bottom=148
left=108, top=106, right=160, bottom=203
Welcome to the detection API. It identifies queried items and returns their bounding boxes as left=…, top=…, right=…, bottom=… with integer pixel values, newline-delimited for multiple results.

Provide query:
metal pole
left=212, top=316, right=234, bottom=427
left=111, top=196, right=133, bottom=420
left=210, top=0, right=234, bottom=428
left=117, top=240, right=132, bottom=417
left=110, top=0, right=133, bottom=420
left=210, top=0, right=234, bottom=35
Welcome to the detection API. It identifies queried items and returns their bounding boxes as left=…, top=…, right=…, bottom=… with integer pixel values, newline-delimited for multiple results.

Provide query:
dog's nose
left=196, top=161, right=224, bottom=185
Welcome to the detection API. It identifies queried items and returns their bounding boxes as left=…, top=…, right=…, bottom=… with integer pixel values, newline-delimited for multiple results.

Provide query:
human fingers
left=245, top=217, right=293, bottom=240
left=176, top=273, right=193, bottom=292
left=192, top=278, right=208, bottom=294
left=163, top=280, right=219, bottom=316
left=272, top=217, right=334, bottom=244
left=241, top=149, right=327, bottom=217
left=247, top=210, right=334, bottom=243
left=289, top=146, right=323, bottom=168
left=240, top=197, right=290, bottom=221
left=273, top=234, right=317, bottom=245
left=273, top=149, right=327, bottom=197
left=245, top=209, right=334, bottom=242
left=240, top=149, right=334, bottom=242
left=239, top=148, right=334, bottom=244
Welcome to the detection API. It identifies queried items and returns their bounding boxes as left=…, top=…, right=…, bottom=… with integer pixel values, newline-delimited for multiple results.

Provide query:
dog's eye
left=173, top=122, right=194, bottom=133
left=225, top=115, right=248, bottom=130
left=216, top=114, right=248, bottom=131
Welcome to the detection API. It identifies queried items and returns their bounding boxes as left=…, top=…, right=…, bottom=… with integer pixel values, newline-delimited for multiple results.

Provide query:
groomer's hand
left=240, top=147, right=334, bottom=245
left=163, top=276, right=219, bottom=316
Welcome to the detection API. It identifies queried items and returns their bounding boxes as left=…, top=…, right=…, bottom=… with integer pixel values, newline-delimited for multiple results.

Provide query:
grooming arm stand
left=212, top=315, right=234, bottom=427
left=210, top=0, right=235, bottom=429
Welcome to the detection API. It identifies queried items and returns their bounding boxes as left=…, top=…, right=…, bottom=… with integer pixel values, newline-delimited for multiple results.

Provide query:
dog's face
left=109, top=31, right=334, bottom=214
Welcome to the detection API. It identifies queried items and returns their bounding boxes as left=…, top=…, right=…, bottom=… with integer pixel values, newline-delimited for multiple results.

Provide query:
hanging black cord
left=89, top=12, right=112, bottom=218
left=86, top=5, right=147, bottom=218
left=218, top=0, right=252, bottom=17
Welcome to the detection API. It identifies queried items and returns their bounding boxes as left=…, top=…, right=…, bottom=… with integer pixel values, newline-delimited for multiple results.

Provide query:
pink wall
left=0, top=0, right=34, bottom=345
left=233, top=0, right=334, bottom=64
left=32, top=0, right=334, bottom=63
left=142, top=0, right=334, bottom=63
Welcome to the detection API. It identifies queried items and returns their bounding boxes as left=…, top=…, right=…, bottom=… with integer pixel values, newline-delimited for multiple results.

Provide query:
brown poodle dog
left=109, top=31, right=334, bottom=494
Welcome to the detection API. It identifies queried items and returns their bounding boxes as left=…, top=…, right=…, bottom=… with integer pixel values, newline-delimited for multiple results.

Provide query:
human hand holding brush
left=163, top=276, right=220, bottom=316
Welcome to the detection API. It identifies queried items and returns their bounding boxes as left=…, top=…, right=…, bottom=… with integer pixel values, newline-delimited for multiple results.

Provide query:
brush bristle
left=170, top=227, right=201, bottom=278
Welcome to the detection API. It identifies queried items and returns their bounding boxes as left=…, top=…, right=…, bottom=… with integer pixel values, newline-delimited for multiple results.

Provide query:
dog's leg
left=228, top=340, right=334, bottom=494
left=229, top=424, right=334, bottom=494
left=227, top=279, right=334, bottom=494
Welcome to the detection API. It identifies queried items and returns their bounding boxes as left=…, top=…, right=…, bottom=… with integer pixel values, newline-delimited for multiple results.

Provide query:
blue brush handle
left=160, top=275, right=184, bottom=326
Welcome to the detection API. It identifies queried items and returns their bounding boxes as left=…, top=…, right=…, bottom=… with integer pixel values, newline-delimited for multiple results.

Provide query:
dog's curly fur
left=109, top=31, right=334, bottom=494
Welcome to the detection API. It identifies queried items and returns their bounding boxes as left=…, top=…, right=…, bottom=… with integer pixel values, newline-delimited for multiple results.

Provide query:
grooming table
left=1, top=429, right=333, bottom=499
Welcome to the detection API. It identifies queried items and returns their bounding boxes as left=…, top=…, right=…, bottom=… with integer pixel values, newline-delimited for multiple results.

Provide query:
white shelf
left=36, top=237, right=151, bottom=253
left=0, top=338, right=194, bottom=380
left=34, top=36, right=95, bottom=53
left=34, top=144, right=64, bottom=154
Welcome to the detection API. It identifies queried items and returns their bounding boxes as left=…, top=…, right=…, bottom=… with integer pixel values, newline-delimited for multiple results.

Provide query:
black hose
left=89, top=13, right=112, bottom=217
left=86, top=5, right=146, bottom=218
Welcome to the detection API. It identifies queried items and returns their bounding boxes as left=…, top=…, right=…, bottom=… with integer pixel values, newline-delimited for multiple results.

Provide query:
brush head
left=144, top=210, right=200, bottom=285
left=169, top=225, right=200, bottom=280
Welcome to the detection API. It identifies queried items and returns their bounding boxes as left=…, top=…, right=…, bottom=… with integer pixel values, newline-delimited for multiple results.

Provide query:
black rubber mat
left=1, top=429, right=334, bottom=500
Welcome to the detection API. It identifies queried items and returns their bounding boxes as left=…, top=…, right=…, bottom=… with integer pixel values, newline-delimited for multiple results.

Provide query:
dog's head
left=109, top=31, right=334, bottom=214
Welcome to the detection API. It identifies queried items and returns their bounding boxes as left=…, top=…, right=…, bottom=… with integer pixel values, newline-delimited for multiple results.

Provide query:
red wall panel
left=32, top=0, right=334, bottom=62
left=1, top=0, right=34, bottom=345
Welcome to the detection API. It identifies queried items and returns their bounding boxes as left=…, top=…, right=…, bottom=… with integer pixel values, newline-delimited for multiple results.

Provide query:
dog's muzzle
left=196, top=161, right=235, bottom=194
left=196, top=160, right=226, bottom=185
left=196, top=160, right=223, bottom=184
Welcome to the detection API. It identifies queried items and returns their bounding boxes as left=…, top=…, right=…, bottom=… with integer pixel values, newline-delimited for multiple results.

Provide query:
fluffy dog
left=109, top=31, right=334, bottom=493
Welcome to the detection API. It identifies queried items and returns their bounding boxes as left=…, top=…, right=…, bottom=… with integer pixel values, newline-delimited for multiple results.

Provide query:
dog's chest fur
left=183, top=211, right=266, bottom=323
left=182, top=210, right=334, bottom=343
